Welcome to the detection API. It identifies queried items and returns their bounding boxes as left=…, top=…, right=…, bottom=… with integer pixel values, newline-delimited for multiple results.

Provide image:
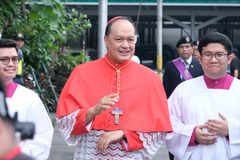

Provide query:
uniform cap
left=176, top=36, right=192, bottom=48
left=13, top=32, right=25, bottom=41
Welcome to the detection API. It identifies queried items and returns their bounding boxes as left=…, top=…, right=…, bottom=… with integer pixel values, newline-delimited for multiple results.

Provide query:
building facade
left=62, top=0, right=240, bottom=70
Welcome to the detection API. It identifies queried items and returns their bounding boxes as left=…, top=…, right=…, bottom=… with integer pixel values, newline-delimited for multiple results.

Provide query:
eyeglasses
left=202, top=52, right=228, bottom=60
left=0, top=56, right=19, bottom=65
left=110, top=35, right=138, bottom=44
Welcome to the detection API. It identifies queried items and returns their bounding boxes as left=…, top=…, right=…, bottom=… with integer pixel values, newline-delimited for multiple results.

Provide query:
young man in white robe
left=165, top=32, right=240, bottom=160
left=0, top=39, right=54, bottom=160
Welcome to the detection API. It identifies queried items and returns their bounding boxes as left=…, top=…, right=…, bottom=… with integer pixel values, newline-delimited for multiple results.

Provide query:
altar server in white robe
left=0, top=39, right=54, bottom=160
left=165, top=32, right=240, bottom=160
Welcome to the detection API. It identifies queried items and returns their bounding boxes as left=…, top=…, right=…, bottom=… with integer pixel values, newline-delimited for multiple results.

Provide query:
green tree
left=0, top=0, right=91, bottom=111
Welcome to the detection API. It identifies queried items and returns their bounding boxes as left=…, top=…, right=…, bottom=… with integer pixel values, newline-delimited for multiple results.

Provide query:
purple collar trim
left=6, top=82, right=18, bottom=98
left=203, top=74, right=233, bottom=90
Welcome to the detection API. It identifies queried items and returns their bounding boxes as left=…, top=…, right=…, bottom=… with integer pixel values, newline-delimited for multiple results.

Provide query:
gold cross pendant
left=111, top=107, right=123, bottom=125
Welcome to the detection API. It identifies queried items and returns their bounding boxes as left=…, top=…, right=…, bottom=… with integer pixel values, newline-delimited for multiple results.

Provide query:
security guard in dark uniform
left=12, top=33, right=25, bottom=85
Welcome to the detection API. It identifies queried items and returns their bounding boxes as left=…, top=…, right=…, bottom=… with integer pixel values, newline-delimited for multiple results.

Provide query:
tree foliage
left=0, top=0, right=91, bottom=111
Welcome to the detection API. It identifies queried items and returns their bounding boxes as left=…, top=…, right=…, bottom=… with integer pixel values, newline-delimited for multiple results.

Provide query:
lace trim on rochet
left=56, top=110, right=165, bottom=160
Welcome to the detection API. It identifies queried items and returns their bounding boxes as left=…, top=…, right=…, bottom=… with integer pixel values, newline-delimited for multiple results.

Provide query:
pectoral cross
left=111, top=107, right=123, bottom=125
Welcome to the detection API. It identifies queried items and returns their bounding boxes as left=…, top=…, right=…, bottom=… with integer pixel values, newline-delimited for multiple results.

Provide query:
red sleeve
left=189, top=127, right=198, bottom=146
left=71, top=109, right=91, bottom=135
left=57, top=67, right=93, bottom=135
left=56, top=67, right=81, bottom=117
left=122, top=130, right=143, bottom=151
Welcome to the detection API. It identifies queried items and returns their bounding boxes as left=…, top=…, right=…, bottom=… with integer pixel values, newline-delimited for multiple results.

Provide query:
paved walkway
left=49, top=126, right=170, bottom=160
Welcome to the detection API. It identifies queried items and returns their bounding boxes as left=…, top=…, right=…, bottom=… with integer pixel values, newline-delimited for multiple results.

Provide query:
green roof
left=60, top=0, right=240, bottom=3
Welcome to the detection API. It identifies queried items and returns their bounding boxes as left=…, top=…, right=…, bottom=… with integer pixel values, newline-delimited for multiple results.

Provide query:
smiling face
left=200, top=43, right=230, bottom=79
left=104, top=19, right=136, bottom=64
left=0, top=48, right=18, bottom=85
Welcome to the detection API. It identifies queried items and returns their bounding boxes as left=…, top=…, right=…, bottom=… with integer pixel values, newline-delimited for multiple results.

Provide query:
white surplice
left=165, top=76, right=240, bottom=160
left=57, top=111, right=165, bottom=160
left=6, top=85, right=54, bottom=160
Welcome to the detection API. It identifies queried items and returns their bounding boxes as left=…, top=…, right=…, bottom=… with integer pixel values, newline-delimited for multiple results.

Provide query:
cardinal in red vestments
left=56, top=16, right=172, bottom=160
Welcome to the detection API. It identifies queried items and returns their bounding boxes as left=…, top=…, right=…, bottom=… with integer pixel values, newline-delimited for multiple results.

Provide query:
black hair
left=105, top=16, right=137, bottom=36
left=0, top=39, right=17, bottom=48
left=192, top=40, right=199, bottom=46
left=198, top=32, right=233, bottom=55
left=232, top=48, right=239, bottom=55
left=232, top=48, right=240, bottom=59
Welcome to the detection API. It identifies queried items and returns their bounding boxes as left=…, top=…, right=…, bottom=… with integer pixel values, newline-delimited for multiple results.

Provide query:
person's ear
left=199, top=55, right=203, bottom=65
left=104, top=36, right=109, bottom=50
left=227, top=55, right=231, bottom=65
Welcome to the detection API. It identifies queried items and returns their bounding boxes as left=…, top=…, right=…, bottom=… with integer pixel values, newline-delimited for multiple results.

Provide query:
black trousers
left=169, top=152, right=174, bottom=160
